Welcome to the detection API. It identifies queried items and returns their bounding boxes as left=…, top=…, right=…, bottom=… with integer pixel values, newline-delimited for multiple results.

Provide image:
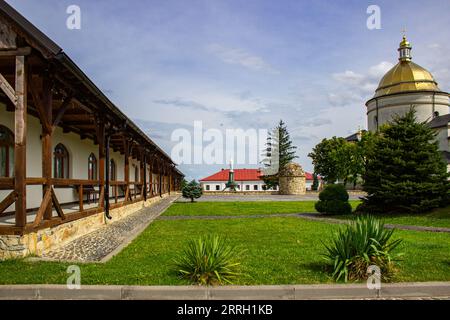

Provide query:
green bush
left=322, top=215, right=403, bottom=282
left=315, top=200, right=352, bottom=215
left=182, top=180, right=203, bottom=202
left=319, top=184, right=349, bottom=202
left=173, top=234, right=244, bottom=285
left=315, top=184, right=351, bottom=215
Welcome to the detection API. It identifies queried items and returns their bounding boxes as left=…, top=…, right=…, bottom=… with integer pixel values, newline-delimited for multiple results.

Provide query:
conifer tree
left=277, top=120, right=298, bottom=169
left=261, top=120, right=298, bottom=188
left=362, top=109, right=449, bottom=213
left=312, top=173, right=319, bottom=191
left=182, top=180, right=203, bottom=202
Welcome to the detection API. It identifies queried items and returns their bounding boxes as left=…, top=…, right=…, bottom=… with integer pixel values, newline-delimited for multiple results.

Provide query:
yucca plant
left=173, top=234, right=244, bottom=285
left=322, top=215, right=403, bottom=282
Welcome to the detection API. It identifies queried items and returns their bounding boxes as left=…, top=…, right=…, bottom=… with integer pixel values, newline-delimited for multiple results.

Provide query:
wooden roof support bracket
left=0, top=71, right=17, bottom=105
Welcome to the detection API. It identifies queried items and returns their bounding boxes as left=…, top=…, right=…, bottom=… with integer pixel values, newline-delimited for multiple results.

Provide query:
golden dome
left=373, top=36, right=441, bottom=98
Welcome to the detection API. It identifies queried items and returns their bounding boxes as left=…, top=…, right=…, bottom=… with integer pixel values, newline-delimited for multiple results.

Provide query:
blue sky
left=6, top=0, right=450, bottom=180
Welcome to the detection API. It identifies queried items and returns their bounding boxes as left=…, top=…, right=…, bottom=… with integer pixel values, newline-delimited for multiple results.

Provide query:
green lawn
left=334, top=206, right=450, bottom=229
left=163, top=200, right=361, bottom=216
left=1, top=216, right=450, bottom=285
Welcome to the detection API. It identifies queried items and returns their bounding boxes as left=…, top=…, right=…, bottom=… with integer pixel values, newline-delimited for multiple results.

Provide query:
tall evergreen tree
left=277, top=120, right=298, bottom=169
left=311, top=173, right=319, bottom=191
left=362, top=109, right=449, bottom=213
left=261, top=120, right=298, bottom=188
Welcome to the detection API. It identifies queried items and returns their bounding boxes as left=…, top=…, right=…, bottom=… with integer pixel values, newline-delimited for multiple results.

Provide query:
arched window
left=109, top=159, right=116, bottom=181
left=88, top=153, right=97, bottom=180
left=54, top=144, right=69, bottom=179
left=0, top=125, right=14, bottom=177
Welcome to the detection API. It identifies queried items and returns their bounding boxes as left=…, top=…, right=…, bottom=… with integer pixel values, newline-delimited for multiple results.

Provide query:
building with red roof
left=199, top=168, right=320, bottom=192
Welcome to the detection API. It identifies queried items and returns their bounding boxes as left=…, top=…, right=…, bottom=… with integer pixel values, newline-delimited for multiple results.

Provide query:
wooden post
left=41, top=75, right=53, bottom=220
left=159, top=163, right=163, bottom=197
left=14, top=55, right=27, bottom=227
left=98, top=120, right=105, bottom=207
left=143, top=153, right=147, bottom=201
left=124, top=139, right=129, bottom=201
left=149, top=158, right=153, bottom=197
left=78, top=185, right=83, bottom=212
left=105, top=135, right=111, bottom=219
left=140, top=149, right=145, bottom=200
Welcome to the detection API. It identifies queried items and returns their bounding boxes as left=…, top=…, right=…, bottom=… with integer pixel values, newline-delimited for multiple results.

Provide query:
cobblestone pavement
left=176, top=193, right=364, bottom=202
left=158, top=212, right=450, bottom=233
left=41, top=195, right=179, bottom=262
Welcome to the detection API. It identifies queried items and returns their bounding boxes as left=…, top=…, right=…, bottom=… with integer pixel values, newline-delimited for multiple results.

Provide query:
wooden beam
left=42, top=75, right=53, bottom=220
left=31, top=188, right=52, bottom=228
left=28, top=75, right=52, bottom=134
left=0, top=177, right=14, bottom=189
left=98, top=120, right=105, bottom=208
left=0, top=72, right=16, bottom=105
left=78, top=185, right=83, bottom=212
left=0, top=47, right=31, bottom=56
left=52, top=96, right=73, bottom=129
left=0, top=191, right=17, bottom=214
left=51, top=188, right=65, bottom=220
left=61, top=120, right=94, bottom=126
left=14, top=55, right=27, bottom=228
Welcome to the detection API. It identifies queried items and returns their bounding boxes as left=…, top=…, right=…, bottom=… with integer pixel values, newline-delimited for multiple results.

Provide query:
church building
left=365, top=36, right=450, bottom=169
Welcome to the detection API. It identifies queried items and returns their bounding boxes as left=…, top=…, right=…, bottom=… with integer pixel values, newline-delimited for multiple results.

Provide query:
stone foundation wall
left=0, top=194, right=171, bottom=260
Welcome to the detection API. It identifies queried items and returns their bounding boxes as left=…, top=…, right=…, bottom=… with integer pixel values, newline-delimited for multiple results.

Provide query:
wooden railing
left=0, top=176, right=172, bottom=234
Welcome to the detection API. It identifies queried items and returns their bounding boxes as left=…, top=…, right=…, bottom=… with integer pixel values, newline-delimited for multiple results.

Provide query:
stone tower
left=279, top=162, right=306, bottom=195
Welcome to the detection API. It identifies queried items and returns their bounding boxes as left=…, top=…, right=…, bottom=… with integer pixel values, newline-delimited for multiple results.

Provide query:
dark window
left=88, top=153, right=97, bottom=180
left=254, top=185, right=258, bottom=190
left=134, top=165, right=139, bottom=182
left=0, top=126, right=14, bottom=178
left=206, top=185, right=210, bottom=191
left=215, top=185, right=220, bottom=191
left=245, top=185, right=250, bottom=191
left=54, top=144, right=69, bottom=179
left=109, top=159, right=116, bottom=181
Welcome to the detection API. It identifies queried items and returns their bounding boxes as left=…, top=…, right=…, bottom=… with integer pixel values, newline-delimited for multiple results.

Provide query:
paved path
left=158, top=213, right=450, bottom=233
left=0, top=282, right=449, bottom=300
left=40, top=195, right=179, bottom=263
left=176, top=193, right=364, bottom=202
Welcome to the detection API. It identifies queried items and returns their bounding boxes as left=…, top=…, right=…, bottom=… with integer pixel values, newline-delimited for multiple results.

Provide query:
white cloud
left=328, top=61, right=393, bottom=106
left=332, top=70, right=365, bottom=85
left=206, top=43, right=279, bottom=74
left=368, top=61, right=394, bottom=78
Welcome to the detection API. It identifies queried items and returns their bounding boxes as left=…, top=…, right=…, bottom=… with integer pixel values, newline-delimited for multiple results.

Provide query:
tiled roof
left=200, top=169, right=318, bottom=181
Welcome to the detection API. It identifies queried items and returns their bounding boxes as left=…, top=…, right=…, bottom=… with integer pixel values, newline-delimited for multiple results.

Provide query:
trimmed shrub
left=182, top=180, right=203, bottom=202
left=322, top=215, right=403, bottom=282
left=319, top=184, right=349, bottom=202
left=173, top=234, right=244, bottom=286
left=315, top=184, right=351, bottom=215
left=315, top=200, right=352, bottom=215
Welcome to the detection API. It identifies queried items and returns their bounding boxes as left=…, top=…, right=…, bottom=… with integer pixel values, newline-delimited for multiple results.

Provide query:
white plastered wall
left=366, top=92, right=449, bottom=132
left=0, top=102, right=138, bottom=213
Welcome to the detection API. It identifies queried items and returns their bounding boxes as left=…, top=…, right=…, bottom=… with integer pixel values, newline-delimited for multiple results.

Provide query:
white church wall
left=367, top=92, right=449, bottom=132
